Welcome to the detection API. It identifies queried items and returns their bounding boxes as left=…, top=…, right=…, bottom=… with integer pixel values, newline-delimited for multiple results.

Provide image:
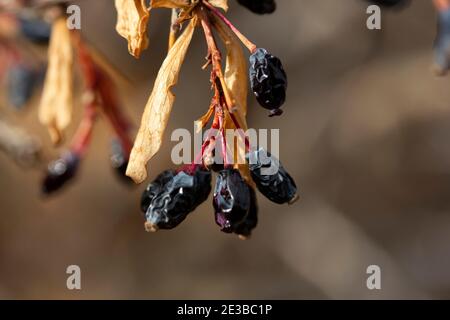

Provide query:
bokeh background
left=1, top=0, right=450, bottom=299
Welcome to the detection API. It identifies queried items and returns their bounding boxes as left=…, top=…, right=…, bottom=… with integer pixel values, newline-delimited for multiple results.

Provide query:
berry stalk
left=203, top=0, right=257, bottom=53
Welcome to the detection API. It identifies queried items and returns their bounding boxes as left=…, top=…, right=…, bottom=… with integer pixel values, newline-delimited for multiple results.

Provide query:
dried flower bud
left=141, top=166, right=212, bottom=231
left=7, top=64, right=37, bottom=109
left=237, top=0, right=276, bottom=14
left=249, top=48, right=287, bottom=116
left=42, top=151, right=79, bottom=195
left=214, top=168, right=251, bottom=233
left=248, top=148, right=298, bottom=205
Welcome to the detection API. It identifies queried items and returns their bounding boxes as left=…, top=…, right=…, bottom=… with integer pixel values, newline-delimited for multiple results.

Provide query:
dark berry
left=110, top=139, right=133, bottom=183
left=42, top=152, right=79, bottom=195
left=7, top=64, right=37, bottom=109
left=237, top=0, right=276, bottom=14
left=141, top=170, right=176, bottom=213
left=249, top=48, right=287, bottom=116
left=248, top=148, right=298, bottom=205
left=213, top=168, right=251, bottom=233
left=19, top=17, right=51, bottom=44
left=234, top=186, right=258, bottom=238
left=141, top=166, right=212, bottom=231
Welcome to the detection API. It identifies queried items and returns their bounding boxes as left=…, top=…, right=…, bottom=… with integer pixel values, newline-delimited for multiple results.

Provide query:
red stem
left=202, top=0, right=257, bottom=53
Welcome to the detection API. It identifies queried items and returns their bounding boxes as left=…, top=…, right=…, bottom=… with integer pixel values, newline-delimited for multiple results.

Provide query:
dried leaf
left=208, top=0, right=229, bottom=11
left=115, top=0, right=150, bottom=58
left=151, top=0, right=190, bottom=9
left=39, top=17, right=73, bottom=144
left=127, top=17, right=197, bottom=184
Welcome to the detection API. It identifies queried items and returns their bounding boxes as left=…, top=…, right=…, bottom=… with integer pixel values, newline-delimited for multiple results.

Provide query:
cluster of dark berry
left=141, top=149, right=297, bottom=238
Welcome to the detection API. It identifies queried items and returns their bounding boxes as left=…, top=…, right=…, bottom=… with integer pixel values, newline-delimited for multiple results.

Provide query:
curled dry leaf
left=39, top=17, right=74, bottom=144
left=115, top=0, right=150, bottom=58
left=126, top=18, right=197, bottom=184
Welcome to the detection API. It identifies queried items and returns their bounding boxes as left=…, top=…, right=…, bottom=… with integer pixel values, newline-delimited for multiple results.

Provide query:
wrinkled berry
left=42, top=152, right=79, bottom=194
left=110, top=139, right=132, bottom=183
left=249, top=48, right=287, bottom=116
left=214, top=168, right=251, bottom=233
left=19, top=17, right=51, bottom=44
left=7, top=64, right=36, bottom=109
left=141, top=166, right=212, bottom=231
left=248, top=148, right=298, bottom=205
left=237, top=0, right=276, bottom=14
left=234, top=187, right=258, bottom=238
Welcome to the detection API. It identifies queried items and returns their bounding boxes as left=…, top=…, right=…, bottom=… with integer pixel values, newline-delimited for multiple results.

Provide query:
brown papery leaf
left=126, top=18, right=197, bottom=184
left=39, top=17, right=74, bottom=145
left=151, top=0, right=190, bottom=9
left=115, top=0, right=150, bottom=58
left=208, top=0, right=229, bottom=11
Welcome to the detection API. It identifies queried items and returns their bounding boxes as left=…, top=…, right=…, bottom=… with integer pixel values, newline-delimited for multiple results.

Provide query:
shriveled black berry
left=141, top=170, right=176, bottom=213
left=214, top=168, right=251, bottom=233
left=248, top=148, right=298, bottom=205
left=42, top=152, right=79, bottom=195
left=234, top=186, right=258, bottom=238
left=249, top=48, right=287, bottom=116
left=7, top=64, right=36, bottom=109
left=19, top=17, right=51, bottom=44
left=142, top=166, right=212, bottom=231
left=110, top=139, right=133, bottom=183
left=237, top=0, right=276, bottom=14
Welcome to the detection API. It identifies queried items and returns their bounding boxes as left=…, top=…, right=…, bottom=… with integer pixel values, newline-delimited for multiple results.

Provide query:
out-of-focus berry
left=19, top=17, right=51, bottom=44
left=213, top=168, right=251, bottom=233
left=249, top=48, right=287, bottom=116
left=435, top=6, right=450, bottom=74
left=237, top=0, right=276, bottom=14
left=248, top=148, right=298, bottom=205
left=110, top=139, right=133, bottom=183
left=42, top=152, right=79, bottom=195
left=7, top=64, right=37, bottom=109
left=141, top=166, right=212, bottom=231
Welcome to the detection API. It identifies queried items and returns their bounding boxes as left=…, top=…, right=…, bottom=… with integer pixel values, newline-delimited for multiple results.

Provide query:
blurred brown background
left=1, top=0, right=450, bottom=299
